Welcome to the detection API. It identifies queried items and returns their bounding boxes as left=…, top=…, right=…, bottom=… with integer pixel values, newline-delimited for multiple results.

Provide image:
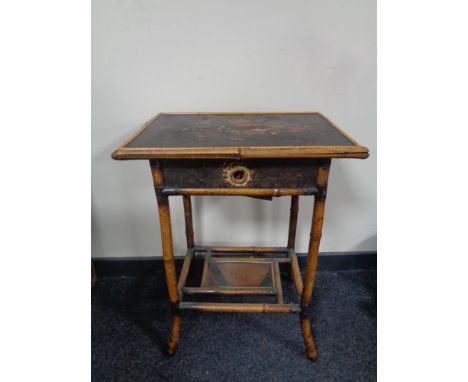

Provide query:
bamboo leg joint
left=316, top=190, right=327, bottom=201
left=300, top=310, right=309, bottom=319
left=170, top=302, right=180, bottom=315
left=155, top=186, right=165, bottom=198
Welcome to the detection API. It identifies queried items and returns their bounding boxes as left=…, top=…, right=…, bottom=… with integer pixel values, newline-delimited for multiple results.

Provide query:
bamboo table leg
left=300, top=159, right=330, bottom=361
left=288, top=195, right=299, bottom=280
left=150, top=160, right=181, bottom=355
left=183, top=196, right=195, bottom=249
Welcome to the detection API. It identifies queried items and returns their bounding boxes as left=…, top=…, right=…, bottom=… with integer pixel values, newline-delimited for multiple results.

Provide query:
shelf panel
left=201, top=257, right=275, bottom=288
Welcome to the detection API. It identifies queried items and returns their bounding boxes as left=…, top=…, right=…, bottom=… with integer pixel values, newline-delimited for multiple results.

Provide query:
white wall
left=92, top=0, right=376, bottom=258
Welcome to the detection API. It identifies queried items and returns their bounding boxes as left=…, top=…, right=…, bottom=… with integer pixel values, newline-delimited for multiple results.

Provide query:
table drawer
left=160, top=159, right=319, bottom=189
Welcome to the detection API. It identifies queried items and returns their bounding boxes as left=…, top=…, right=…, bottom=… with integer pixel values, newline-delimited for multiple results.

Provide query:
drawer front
left=161, top=159, right=319, bottom=189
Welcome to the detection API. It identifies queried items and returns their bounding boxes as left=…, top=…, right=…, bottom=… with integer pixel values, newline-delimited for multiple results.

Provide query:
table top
left=112, top=112, right=368, bottom=160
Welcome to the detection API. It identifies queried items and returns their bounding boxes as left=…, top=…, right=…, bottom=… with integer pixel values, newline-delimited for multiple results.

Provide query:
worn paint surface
left=161, top=159, right=319, bottom=189
left=126, top=113, right=355, bottom=149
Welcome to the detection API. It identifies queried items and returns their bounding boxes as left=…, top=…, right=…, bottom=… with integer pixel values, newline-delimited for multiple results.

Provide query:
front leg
left=299, top=159, right=330, bottom=361
left=151, top=160, right=182, bottom=355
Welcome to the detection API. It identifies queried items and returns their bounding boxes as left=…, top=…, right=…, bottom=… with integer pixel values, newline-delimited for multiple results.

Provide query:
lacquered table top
left=112, top=112, right=368, bottom=160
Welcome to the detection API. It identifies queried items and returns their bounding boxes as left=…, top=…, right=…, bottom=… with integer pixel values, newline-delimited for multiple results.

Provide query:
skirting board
left=93, top=252, right=376, bottom=278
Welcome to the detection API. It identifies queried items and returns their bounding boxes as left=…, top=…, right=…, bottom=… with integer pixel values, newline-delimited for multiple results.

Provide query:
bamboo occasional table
left=112, top=112, right=368, bottom=361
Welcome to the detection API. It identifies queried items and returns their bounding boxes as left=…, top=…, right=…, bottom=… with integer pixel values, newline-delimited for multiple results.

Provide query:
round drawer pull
left=223, top=164, right=252, bottom=187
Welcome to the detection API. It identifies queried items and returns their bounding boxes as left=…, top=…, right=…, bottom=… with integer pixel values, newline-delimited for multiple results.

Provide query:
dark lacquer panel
left=126, top=113, right=355, bottom=149
left=161, top=159, right=319, bottom=189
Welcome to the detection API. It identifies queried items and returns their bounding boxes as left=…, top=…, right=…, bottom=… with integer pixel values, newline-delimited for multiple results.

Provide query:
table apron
left=159, top=158, right=320, bottom=190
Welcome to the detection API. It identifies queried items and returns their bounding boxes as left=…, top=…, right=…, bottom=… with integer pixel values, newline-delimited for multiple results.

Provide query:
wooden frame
left=161, top=187, right=318, bottom=197
left=112, top=112, right=369, bottom=160
left=148, top=157, right=331, bottom=361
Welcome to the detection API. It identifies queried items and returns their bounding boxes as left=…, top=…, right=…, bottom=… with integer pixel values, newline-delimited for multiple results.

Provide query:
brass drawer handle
left=223, top=164, right=252, bottom=187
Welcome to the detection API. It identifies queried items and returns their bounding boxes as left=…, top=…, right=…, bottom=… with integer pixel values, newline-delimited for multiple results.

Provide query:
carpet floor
left=92, top=268, right=376, bottom=381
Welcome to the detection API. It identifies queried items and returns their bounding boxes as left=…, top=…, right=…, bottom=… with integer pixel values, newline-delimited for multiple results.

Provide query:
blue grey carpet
left=92, top=268, right=376, bottom=381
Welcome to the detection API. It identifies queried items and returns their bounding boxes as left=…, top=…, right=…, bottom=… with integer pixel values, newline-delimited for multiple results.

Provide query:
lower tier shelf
left=177, top=248, right=306, bottom=309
